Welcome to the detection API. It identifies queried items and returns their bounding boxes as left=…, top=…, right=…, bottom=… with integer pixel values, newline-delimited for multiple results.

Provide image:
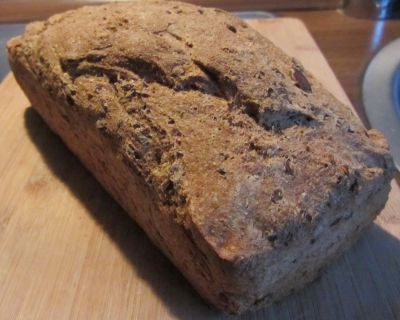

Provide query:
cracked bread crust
left=7, top=1, right=396, bottom=313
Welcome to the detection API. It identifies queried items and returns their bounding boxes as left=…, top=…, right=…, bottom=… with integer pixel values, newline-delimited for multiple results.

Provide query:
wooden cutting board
left=0, top=18, right=399, bottom=320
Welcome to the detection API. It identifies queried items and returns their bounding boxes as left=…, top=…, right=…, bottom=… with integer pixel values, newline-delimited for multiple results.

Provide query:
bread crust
left=7, top=1, right=396, bottom=313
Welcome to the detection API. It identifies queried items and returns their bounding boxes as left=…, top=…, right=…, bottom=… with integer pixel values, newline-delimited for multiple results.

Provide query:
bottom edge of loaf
left=217, top=187, right=388, bottom=314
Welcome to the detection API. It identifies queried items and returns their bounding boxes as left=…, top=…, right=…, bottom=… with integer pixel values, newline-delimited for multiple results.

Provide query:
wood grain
left=0, top=0, right=343, bottom=22
left=0, top=18, right=399, bottom=320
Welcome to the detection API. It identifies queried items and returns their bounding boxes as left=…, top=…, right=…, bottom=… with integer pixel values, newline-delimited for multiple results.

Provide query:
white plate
left=362, top=37, right=400, bottom=169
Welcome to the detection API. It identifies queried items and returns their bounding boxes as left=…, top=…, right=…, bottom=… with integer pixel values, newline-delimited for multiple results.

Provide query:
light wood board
left=0, top=18, right=399, bottom=320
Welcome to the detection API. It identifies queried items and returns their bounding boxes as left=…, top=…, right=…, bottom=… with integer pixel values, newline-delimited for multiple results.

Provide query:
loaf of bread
left=8, top=1, right=396, bottom=314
